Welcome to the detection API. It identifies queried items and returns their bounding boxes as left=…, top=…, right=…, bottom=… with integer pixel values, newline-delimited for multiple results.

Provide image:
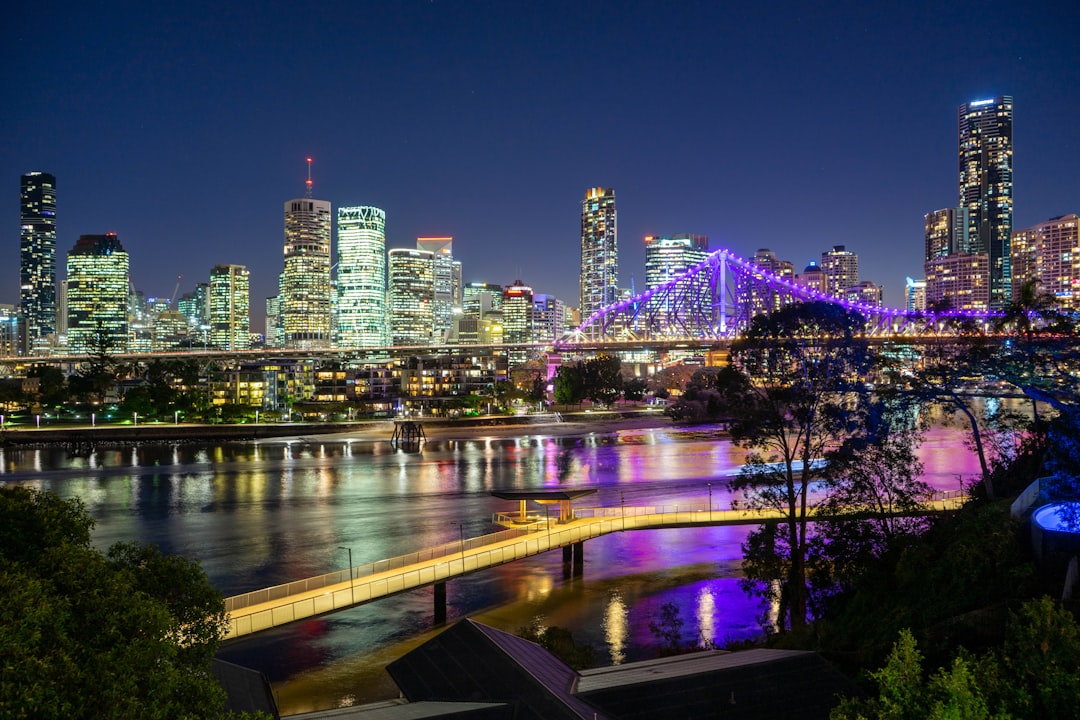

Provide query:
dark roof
left=386, top=619, right=610, bottom=720
left=490, top=489, right=599, bottom=501
left=575, top=648, right=861, bottom=720
left=298, top=699, right=512, bottom=719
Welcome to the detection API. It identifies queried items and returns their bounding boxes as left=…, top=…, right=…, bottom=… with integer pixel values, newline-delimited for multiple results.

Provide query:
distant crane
left=171, top=274, right=183, bottom=307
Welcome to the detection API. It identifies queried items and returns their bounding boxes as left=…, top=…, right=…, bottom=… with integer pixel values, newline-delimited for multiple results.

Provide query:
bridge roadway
left=223, top=494, right=964, bottom=640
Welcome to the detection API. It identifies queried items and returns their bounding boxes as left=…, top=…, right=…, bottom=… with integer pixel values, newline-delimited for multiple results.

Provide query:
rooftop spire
left=305, top=157, right=313, bottom=198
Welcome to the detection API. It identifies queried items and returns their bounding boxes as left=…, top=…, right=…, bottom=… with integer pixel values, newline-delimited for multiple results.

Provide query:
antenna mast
left=305, top=157, right=313, bottom=198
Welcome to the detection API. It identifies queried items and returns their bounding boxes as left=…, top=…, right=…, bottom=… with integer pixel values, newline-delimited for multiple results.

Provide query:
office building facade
left=19, top=171, right=57, bottom=354
left=388, top=249, right=434, bottom=346
left=417, top=237, right=455, bottom=343
left=580, top=187, right=617, bottom=322
left=336, top=206, right=387, bottom=347
left=644, top=234, right=709, bottom=290
left=959, top=96, right=1013, bottom=308
left=66, top=233, right=130, bottom=354
left=282, top=193, right=332, bottom=348
left=209, top=264, right=250, bottom=350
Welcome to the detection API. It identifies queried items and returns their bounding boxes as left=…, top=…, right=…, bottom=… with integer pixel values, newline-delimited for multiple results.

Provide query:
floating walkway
left=222, top=492, right=965, bottom=640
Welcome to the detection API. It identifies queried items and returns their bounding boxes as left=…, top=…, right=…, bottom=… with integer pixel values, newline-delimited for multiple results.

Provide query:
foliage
left=0, top=487, right=263, bottom=719
left=517, top=623, right=596, bottom=670
left=27, top=365, right=67, bottom=408
left=725, top=301, right=872, bottom=632
left=553, top=355, right=624, bottom=407
left=831, top=598, right=1080, bottom=720
left=811, top=399, right=932, bottom=599
left=648, top=601, right=685, bottom=654
left=622, top=376, right=648, bottom=402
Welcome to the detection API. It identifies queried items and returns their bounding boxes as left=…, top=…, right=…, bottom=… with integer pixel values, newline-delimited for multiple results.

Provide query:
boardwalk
left=223, top=494, right=964, bottom=640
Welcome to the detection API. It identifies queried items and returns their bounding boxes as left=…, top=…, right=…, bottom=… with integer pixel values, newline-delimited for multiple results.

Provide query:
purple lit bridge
left=565, top=247, right=999, bottom=343
left=222, top=490, right=964, bottom=640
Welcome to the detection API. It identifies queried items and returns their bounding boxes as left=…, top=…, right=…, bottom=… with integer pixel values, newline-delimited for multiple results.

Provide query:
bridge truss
left=570, top=248, right=999, bottom=342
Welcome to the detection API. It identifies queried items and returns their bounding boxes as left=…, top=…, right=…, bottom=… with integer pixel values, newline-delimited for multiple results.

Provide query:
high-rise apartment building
left=925, top=253, right=990, bottom=311
left=821, top=245, right=858, bottom=295
left=959, top=96, right=1013, bottom=309
left=580, top=187, right=617, bottom=322
left=745, top=248, right=796, bottom=317
left=0, top=305, right=18, bottom=356
left=209, top=264, right=250, bottom=350
left=905, top=277, right=927, bottom=313
left=1011, top=214, right=1080, bottom=311
left=503, top=280, right=534, bottom=366
left=336, top=206, right=387, bottom=348
left=388, top=249, right=434, bottom=346
left=795, top=261, right=827, bottom=293
left=282, top=165, right=332, bottom=348
left=924, top=208, right=970, bottom=261
left=417, top=237, right=455, bottom=343
left=66, top=233, right=129, bottom=354
left=19, top=171, right=57, bottom=355
left=532, top=293, right=567, bottom=343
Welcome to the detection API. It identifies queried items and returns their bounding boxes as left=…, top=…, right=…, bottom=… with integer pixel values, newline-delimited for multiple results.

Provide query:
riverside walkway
left=223, top=492, right=964, bottom=640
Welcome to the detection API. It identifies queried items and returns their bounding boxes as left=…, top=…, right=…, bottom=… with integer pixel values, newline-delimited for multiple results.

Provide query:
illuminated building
left=925, top=253, right=990, bottom=310
left=906, top=277, right=927, bottom=313
left=795, top=261, right=827, bottom=293
left=282, top=161, right=332, bottom=348
left=0, top=305, right=18, bottom=357
left=745, top=248, right=796, bottom=316
left=580, top=187, right=617, bottom=323
left=924, top=207, right=969, bottom=260
left=417, top=237, right=455, bottom=343
left=844, top=281, right=883, bottom=307
left=388, top=249, right=434, bottom=346
left=532, top=293, right=568, bottom=343
left=959, top=96, right=1013, bottom=308
left=821, top=245, right=858, bottom=295
left=503, top=280, right=534, bottom=366
left=66, top=233, right=129, bottom=354
left=459, top=282, right=504, bottom=345
left=644, top=234, right=709, bottom=290
left=209, top=264, right=250, bottom=350
left=19, top=171, right=57, bottom=355
left=336, top=206, right=387, bottom=348
left=1011, top=214, right=1080, bottom=310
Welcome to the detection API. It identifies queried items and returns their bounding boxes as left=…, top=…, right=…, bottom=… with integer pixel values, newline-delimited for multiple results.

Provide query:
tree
left=27, top=365, right=67, bottom=409
left=553, top=363, right=585, bottom=406
left=725, top=301, right=872, bottom=632
left=622, top=376, right=648, bottom=402
left=812, top=399, right=932, bottom=597
left=581, top=354, right=623, bottom=406
left=0, top=487, right=263, bottom=719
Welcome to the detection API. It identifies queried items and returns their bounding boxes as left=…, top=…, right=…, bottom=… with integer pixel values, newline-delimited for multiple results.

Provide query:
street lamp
left=338, top=546, right=355, bottom=604
left=707, top=482, right=713, bottom=521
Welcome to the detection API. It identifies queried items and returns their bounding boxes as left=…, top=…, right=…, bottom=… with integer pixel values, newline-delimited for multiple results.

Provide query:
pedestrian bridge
left=222, top=491, right=964, bottom=640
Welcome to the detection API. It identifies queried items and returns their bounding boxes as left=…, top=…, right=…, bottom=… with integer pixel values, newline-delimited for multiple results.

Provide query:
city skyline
left=4, top=2, right=1078, bottom=325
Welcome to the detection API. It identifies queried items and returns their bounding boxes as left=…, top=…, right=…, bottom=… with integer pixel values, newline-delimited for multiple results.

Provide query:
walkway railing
left=224, top=490, right=968, bottom=639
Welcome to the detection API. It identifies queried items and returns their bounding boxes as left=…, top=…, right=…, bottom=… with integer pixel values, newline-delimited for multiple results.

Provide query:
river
left=0, top=420, right=982, bottom=714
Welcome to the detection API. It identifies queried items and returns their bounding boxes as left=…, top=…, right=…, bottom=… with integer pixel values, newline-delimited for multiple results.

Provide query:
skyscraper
left=580, top=187, right=617, bottom=322
left=388, top=249, right=434, bottom=346
left=924, top=208, right=970, bottom=261
left=959, top=96, right=1013, bottom=308
left=336, top=206, right=387, bottom=348
left=209, top=264, right=250, bottom=350
left=66, top=233, right=129, bottom=354
left=282, top=161, right=332, bottom=348
left=644, top=234, right=709, bottom=291
left=19, top=171, right=57, bottom=355
left=417, top=237, right=455, bottom=343
left=820, top=245, right=858, bottom=296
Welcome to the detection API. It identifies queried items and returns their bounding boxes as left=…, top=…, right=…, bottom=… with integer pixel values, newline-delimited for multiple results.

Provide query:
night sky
left=4, top=0, right=1078, bottom=331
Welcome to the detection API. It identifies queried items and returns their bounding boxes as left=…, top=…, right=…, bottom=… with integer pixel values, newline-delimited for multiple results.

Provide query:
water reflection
left=0, top=421, right=985, bottom=714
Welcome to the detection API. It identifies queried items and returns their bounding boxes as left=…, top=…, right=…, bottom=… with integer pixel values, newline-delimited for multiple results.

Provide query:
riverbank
left=0, top=408, right=674, bottom=447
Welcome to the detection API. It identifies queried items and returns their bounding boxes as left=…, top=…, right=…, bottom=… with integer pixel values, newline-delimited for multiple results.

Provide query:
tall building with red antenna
left=281, top=158, right=332, bottom=348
